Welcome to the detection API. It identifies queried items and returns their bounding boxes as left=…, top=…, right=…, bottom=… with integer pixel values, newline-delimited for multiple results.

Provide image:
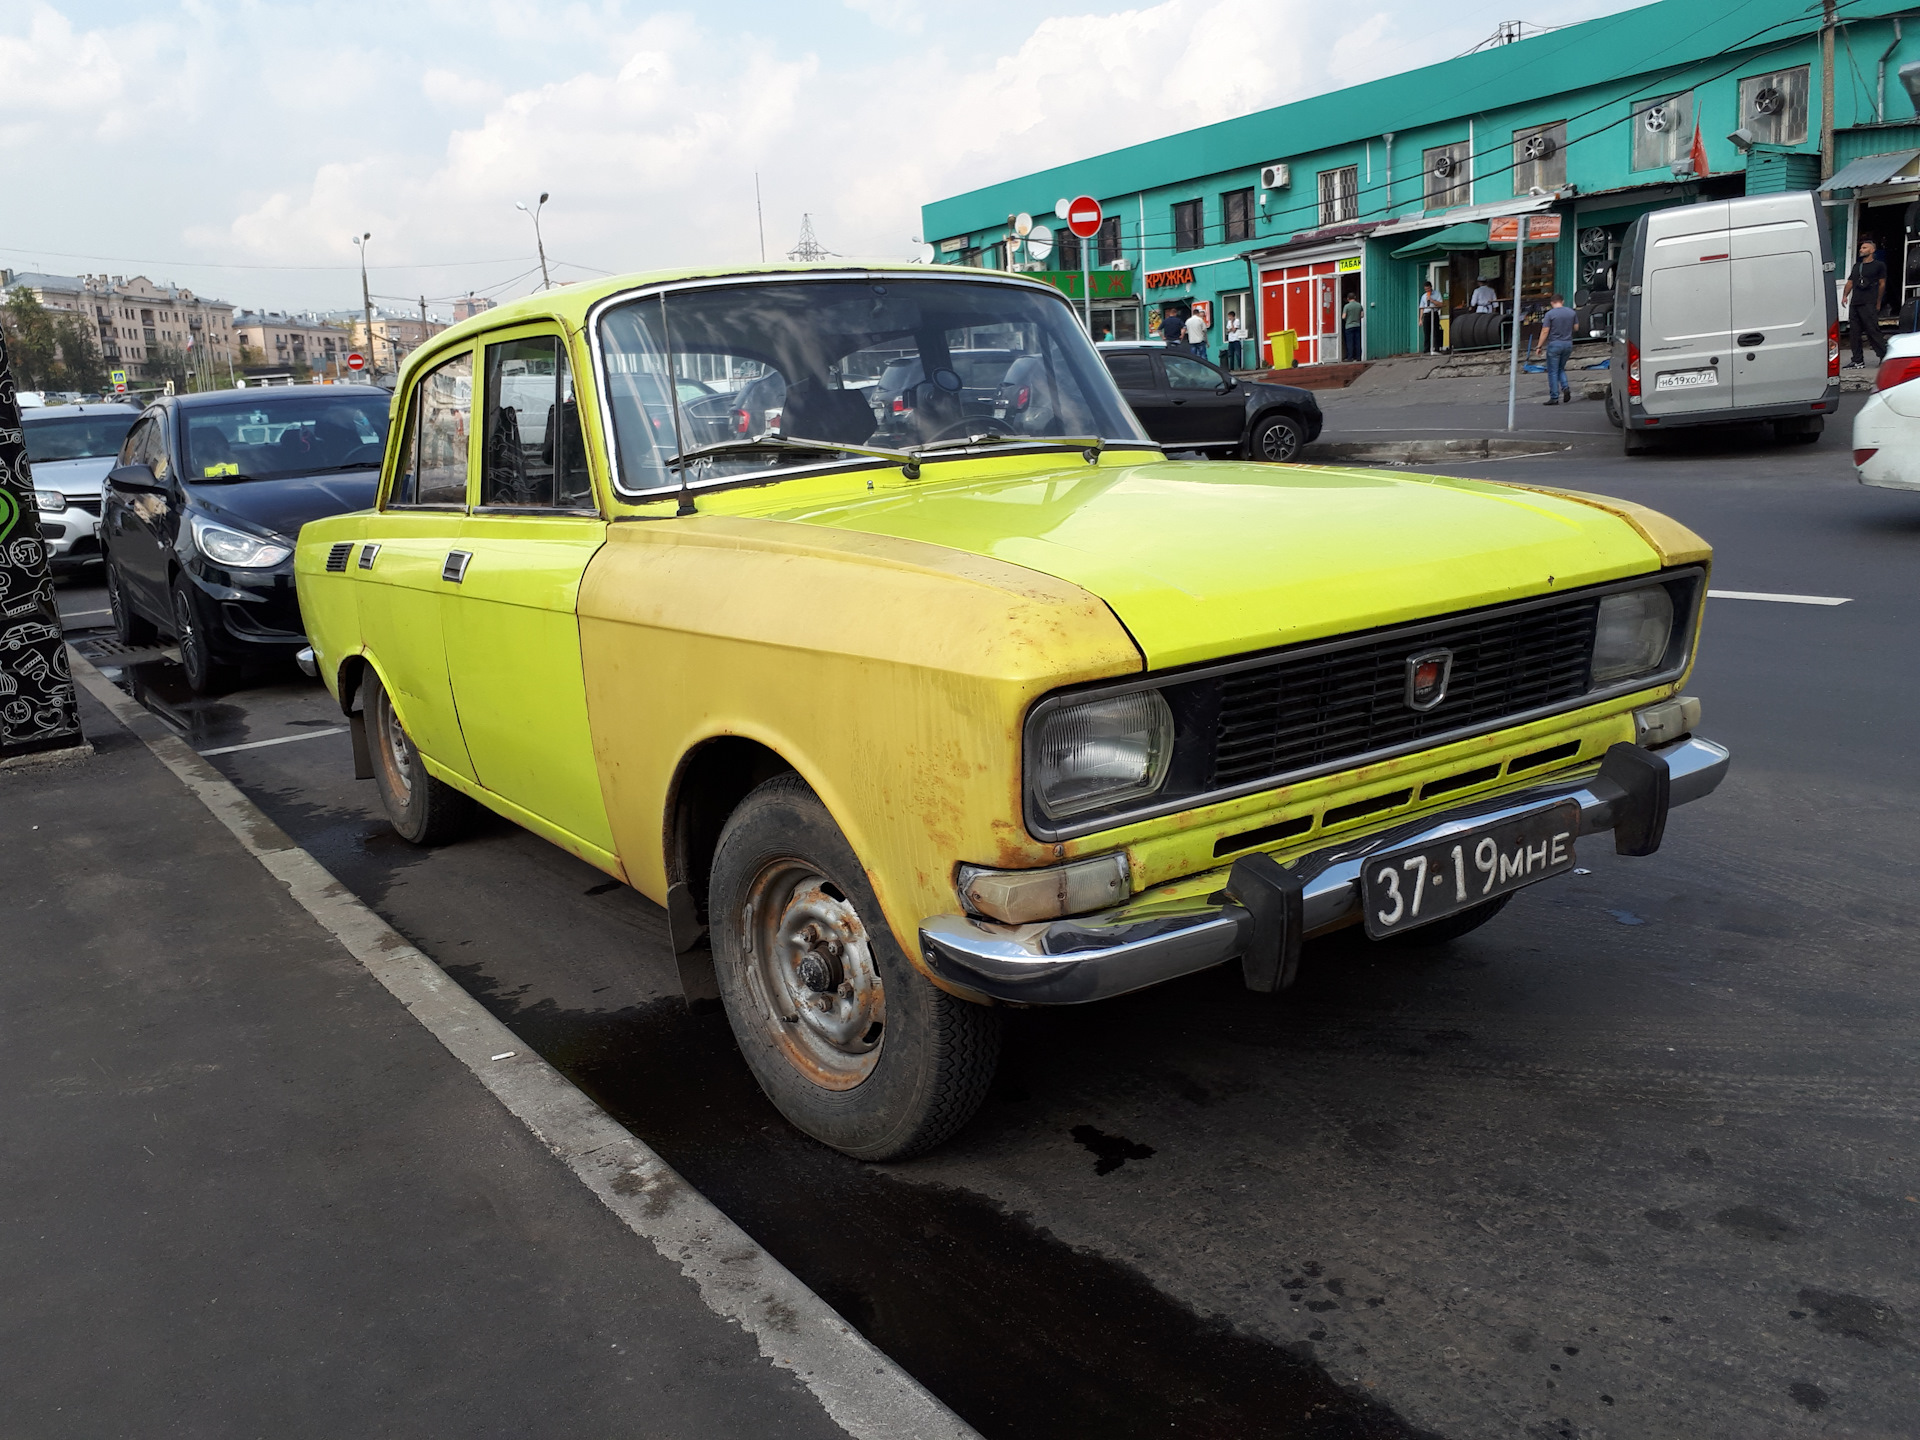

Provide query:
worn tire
left=1374, top=893, right=1513, bottom=948
left=107, top=558, right=157, bottom=645
left=170, top=576, right=234, bottom=694
left=364, top=671, right=475, bottom=845
left=1247, top=412, right=1306, bottom=463
left=1604, top=388, right=1623, bottom=429
left=1622, top=424, right=1657, bottom=456
left=709, top=772, right=1000, bottom=1160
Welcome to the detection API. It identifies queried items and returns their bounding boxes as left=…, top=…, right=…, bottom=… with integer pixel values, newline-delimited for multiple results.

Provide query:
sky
left=0, top=0, right=1650, bottom=317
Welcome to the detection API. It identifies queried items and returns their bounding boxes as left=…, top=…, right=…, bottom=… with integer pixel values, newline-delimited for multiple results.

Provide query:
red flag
left=1690, top=124, right=1710, bottom=179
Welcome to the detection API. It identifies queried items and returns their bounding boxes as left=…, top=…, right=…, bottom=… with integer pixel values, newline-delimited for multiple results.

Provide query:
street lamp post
left=516, top=193, right=551, bottom=290
left=352, top=232, right=373, bottom=383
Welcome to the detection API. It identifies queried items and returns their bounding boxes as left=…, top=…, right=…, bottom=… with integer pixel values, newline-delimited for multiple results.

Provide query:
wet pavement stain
left=437, top=963, right=1440, bottom=1440
left=1069, top=1124, right=1156, bottom=1175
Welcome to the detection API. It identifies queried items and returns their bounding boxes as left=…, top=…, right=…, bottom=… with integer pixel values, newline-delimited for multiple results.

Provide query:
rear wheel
left=1604, top=388, right=1623, bottom=429
left=1622, top=424, right=1658, bottom=456
left=709, top=773, right=1000, bottom=1160
left=1773, top=416, right=1823, bottom=444
left=107, top=558, right=157, bottom=645
left=365, top=672, right=475, bottom=845
left=1247, top=413, right=1306, bottom=463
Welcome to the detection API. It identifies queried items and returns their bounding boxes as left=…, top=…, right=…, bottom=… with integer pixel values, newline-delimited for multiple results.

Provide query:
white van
left=1608, top=191, right=1839, bottom=453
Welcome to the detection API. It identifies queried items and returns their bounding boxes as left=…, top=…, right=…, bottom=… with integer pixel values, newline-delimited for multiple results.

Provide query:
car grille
left=1207, top=597, right=1602, bottom=790
left=64, top=494, right=102, bottom=516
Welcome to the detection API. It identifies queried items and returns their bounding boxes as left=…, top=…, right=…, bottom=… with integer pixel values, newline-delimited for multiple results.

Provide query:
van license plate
left=1655, top=368, right=1719, bottom=390
left=1360, top=801, right=1579, bottom=938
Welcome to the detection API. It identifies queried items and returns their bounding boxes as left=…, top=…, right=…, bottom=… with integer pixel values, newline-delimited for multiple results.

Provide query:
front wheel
left=364, top=671, right=475, bottom=845
left=170, top=577, right=233, bottom=694
left=1247, top=413, right=1306, bottom=463
left=709, top=773, right=1000, bottom=1160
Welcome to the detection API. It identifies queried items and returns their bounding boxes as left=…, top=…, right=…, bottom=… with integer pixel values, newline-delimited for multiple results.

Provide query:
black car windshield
left=23, top=413, right=139, bottom=463
left=182, top=395, right=390, bottom=480
left=597, top=277, right=1146, bottom=493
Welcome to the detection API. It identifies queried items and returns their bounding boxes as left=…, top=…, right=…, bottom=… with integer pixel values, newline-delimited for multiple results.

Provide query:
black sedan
left=103, top=386, right=390, bottom=692
left=1097, top=343, right=1322, bottom=462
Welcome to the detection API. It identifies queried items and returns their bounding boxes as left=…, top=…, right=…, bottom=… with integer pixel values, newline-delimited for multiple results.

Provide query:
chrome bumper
left=921, top=736, right=1729, bottom=1005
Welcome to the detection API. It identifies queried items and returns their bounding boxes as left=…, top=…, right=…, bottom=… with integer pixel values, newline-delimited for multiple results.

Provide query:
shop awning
left=1389, top=222, right=1490, bottom=259
left=1818, top=149, right=1920, bottom=191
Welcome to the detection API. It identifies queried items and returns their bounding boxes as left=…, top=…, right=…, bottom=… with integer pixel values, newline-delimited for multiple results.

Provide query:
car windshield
left=597, top=277, right=1146, bottom=493
left=182, top=395, right=390, bottom=480
left=23, top=413, right=138, bottom=463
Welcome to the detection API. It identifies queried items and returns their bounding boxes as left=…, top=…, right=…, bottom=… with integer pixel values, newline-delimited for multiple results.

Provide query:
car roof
left=166, top=383, right=383, bottom=409
left=21, top=402, right=142, bottom=420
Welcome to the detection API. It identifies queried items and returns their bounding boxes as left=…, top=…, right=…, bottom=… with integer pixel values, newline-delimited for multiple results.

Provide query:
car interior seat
left=779, top=378, right=876, bottom=446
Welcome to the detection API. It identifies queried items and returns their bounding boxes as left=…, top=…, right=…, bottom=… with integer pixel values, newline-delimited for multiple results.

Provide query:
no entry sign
left=1065, top=196, right=1103, bottom=239
left=346, top=352, right=365, bottom=371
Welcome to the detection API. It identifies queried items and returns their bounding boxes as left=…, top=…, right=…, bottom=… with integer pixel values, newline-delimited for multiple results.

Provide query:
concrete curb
left=66, top=646, right=980, bottom=1440
left=1304, top=437, right=1574, bottom=464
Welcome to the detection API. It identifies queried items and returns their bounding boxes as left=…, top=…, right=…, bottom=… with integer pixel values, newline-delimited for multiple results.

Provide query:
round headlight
left=1029, top=690, right=1174, bottom=820
left=1591, top=585, right=1674, bottom=684
left=190, top=516, right=292, bottom=569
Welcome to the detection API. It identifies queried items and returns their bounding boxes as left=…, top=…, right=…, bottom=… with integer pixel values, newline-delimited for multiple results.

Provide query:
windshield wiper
left=909, top=433, right=1108, bottom=456
left=666, top=436, right=923, bottom=473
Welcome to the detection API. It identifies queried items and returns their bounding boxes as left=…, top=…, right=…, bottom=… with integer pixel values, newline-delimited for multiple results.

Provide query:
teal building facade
left=920, top=0, right=1920, bottom=366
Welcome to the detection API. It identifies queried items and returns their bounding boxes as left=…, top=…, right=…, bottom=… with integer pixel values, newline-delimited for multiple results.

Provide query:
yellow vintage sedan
left=295, top=263, right=1728, bottom=1159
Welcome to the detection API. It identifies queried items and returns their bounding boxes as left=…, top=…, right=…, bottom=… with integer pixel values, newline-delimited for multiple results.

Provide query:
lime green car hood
left=763, top=458, right=1667, bottom=669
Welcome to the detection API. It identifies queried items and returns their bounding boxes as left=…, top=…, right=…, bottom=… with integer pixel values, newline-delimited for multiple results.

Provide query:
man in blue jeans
left=1536, top=293, right=1576, bottom=405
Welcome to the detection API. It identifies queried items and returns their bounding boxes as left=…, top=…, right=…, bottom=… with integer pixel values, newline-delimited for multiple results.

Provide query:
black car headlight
left=1028, top=690, right=1174, bottom=820
left=1590, top=584, right=1675, bottom=684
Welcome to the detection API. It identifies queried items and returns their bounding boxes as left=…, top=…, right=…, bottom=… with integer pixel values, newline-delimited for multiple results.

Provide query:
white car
left=1852, top=332, right=1920, bottom=492
left=21, top=403, right=143, bottom=571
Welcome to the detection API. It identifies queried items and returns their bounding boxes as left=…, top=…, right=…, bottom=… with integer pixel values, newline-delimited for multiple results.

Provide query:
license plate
left=1655, top=367, right=1719, bottom=390
left=1361, top=801, right=1579, bottom=939
left=993, top=406, right=1006, bottom=419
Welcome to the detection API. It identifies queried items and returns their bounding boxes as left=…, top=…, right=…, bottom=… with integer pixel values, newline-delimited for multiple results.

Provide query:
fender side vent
left=325, top=541, right=353, bottom=572
left=358, top=543, right=380, bottom=569
left=1213, top=814, right=1312, bottom=859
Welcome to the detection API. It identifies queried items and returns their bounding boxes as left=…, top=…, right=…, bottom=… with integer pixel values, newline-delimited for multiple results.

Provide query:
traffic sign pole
left=1065, top=195, right=1104, bottom=335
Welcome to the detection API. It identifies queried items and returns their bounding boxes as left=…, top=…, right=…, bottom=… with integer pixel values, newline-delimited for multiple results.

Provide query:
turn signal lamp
left=957, top=853, right=1131, bottom=925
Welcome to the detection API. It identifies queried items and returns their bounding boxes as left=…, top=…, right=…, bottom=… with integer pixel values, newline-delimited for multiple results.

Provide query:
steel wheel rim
left=381, top=702, right=415, bottom=800
left=741, top=860, right=885, bottom=1090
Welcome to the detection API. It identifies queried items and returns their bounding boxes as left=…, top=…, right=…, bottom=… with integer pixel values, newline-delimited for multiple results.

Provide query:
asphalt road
left=55, top=389, right=1920, bottom=1439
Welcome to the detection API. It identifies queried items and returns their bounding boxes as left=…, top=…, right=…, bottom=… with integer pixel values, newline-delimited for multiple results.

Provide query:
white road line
left=61, top=608, right=111, bottom=619
left=1707, top=589, right=1852, bottom=607
left=64, top=647, right=975, bottom=1440
left=199, top=727, right=347, bottom=757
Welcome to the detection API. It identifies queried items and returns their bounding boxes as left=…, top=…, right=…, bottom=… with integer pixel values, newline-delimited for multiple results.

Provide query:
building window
left=1631, top=90, right=1694, bottom=171
left=1171, top=199, right=1203, bottom=252
left=1739, top=66, right=1809, bottom=146
left=1422, top=144, right=1471, bottom=211
left=1222, top=187, right=1254, bottom=242
left=1513, top=122, right=1567, bottom=194
left=1096, top=217, right=1123, bottom=266
left=1317, top=167, right=1357, bottom=226
left=1056, top=230, right=1081, bottom=271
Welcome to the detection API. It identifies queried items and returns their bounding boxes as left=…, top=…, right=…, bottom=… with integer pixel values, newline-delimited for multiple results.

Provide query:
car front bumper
left=921, top=735, right=1728, bottom=1005
left=40, top=505, right=103, bottom=568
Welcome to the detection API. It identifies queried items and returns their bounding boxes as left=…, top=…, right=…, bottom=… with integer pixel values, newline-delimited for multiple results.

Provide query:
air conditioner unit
left=1107, top=258, right=1132, bottom=270
left=1260, top=163, right=1290, bottom=191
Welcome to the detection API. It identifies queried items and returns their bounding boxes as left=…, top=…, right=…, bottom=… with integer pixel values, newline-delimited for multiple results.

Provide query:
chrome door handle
left=442, top=550, right=471, bottom=583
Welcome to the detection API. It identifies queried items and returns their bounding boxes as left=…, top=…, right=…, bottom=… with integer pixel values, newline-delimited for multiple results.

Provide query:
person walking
left=1418, top=282, right=1442, bottom=353
left=1183, top=307, right=1210, bottom=359
left=1224, top=310, right=1245, bottom=370
left=1160, top=307, right=1183, bottom=347
left=1341, top=292, right=1364, bottom=361
left=1535, top=292, right=1577, bottom=405
left=1843, top=239, right=1890, bottom=368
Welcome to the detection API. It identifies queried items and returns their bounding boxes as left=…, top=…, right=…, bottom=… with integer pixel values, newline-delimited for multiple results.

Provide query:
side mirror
left=106, top=464, right=164, bottom=494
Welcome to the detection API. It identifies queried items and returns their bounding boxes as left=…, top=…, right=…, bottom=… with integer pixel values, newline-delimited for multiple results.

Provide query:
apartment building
left=2, top=271, right=236, bottom=380
left=231, top=310, right=355, bottom=380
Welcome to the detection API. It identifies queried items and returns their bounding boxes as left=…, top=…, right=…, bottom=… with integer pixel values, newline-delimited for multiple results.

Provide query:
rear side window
left=1104, top=353, right=1155, bottom=388
left=390, top=352, right=473, bottom=507
left=480, top=334, right=592, bottom=509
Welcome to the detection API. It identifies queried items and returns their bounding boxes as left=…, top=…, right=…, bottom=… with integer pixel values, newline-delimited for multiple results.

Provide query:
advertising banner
left=0, top=332, right=85, bottom=760
left=1032, top=270, right=1134, bottom=300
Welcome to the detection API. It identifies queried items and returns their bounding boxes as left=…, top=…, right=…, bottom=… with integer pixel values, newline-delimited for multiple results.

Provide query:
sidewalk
left=0, top=683, right=927, bottom=1438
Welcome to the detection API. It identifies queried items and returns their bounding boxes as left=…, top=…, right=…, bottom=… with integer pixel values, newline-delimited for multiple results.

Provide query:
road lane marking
left=199, top=727, right=347, bottom=757
left=64, top=646, right=975, bottom=1440
left=1707, top=590, right=1851, bottom=606
left=61, top=608, right=110, bottom=619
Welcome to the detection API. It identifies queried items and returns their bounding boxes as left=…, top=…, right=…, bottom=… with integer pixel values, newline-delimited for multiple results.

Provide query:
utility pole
left=1821, top=0, right=1838, bottom=180
left=517, top=193, right=551, bottom=290
left=353, top=232, right=373, bottom=383
left=755, top=172, right=766, bottom=263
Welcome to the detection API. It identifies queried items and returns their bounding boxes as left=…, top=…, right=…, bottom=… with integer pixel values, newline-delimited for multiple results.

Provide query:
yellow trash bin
left=1267, top=329, right=1297, bottom=369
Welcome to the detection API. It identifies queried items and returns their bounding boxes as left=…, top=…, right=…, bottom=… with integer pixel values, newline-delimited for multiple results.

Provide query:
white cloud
left=843, top=0, right=927, bottom=34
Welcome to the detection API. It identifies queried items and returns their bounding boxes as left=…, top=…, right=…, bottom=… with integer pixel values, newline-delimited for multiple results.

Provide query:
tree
left=2, top=289, right=59, bottom=389
left=147, top=342, right=190, bottom=392
left=53, top=313, right=107, bottom=394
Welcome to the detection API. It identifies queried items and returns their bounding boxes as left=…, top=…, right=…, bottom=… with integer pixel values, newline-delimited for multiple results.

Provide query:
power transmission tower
left=787, top=214, right=835, bottom=262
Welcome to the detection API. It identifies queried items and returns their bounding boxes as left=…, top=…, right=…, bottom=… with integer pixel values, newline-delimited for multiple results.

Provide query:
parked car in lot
left=21, top=403, right=142, bottom=571
left=1851, top=332, right=1920, bottom=492
left=103, top=386, right=390, bottom=691
left=1607, top=190, right=1839, bottom=454
left=1097, top=342, right=1322, bottom=460
left=295, top=263, right=1728, bottom=1161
